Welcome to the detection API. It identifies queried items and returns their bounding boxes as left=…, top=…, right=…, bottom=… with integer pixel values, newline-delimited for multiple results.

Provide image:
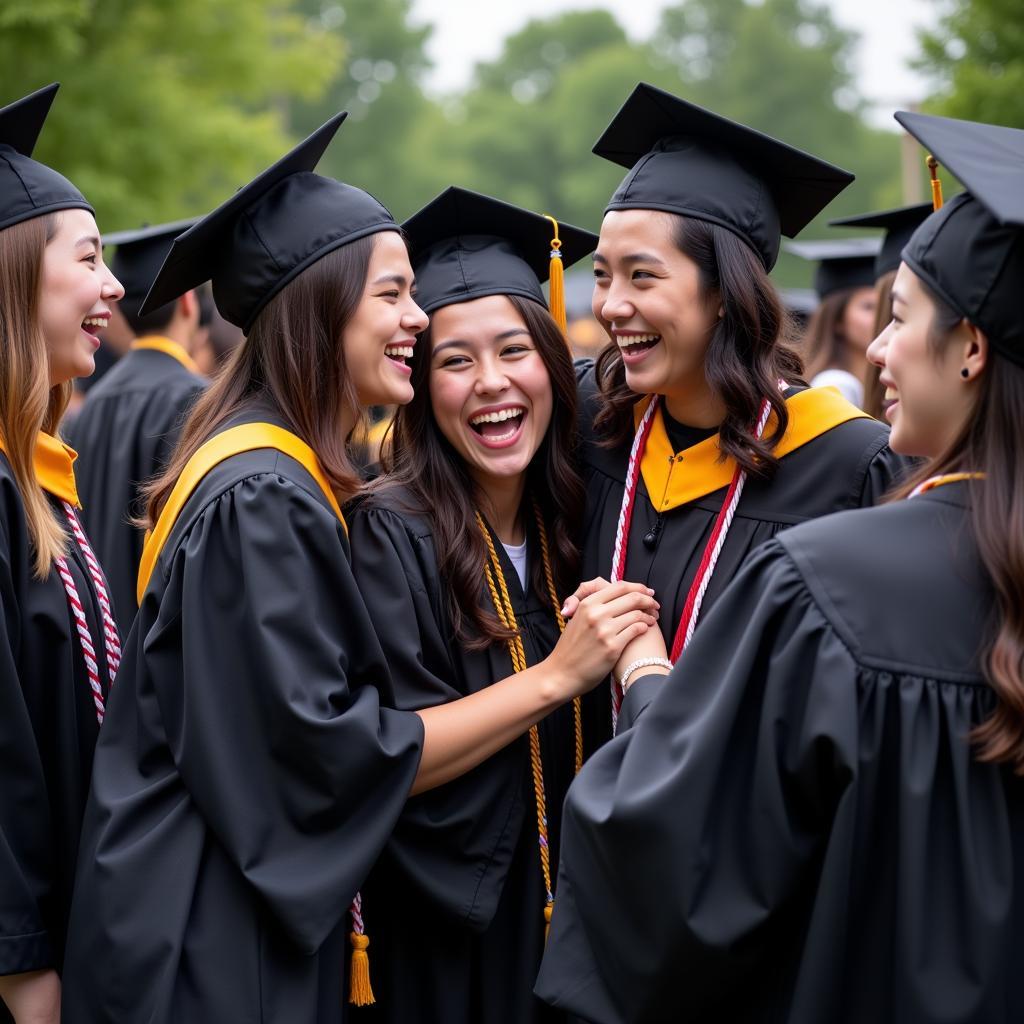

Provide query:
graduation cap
left=784, top=237, right=882, bottom=299
left=830, top=203, right=934, bottom=279
left=141, top=113, right=399, bottom=331
left=593, top=83, right=855, bottom=272
left=402, top=186, right=597, bottom=321
left=0, top=83, right=93, bottom=232
left=103, top=218, right=200, bottom=300
left=895, top=110, right=1024, bottom=366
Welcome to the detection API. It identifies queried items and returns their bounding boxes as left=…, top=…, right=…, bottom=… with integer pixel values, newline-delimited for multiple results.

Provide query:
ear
left=177, top=289, right=198, bottom=322
left=959, top=322, right=988, bottom=382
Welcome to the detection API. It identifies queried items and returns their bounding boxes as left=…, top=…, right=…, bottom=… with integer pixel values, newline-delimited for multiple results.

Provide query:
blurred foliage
left=916, top=0, right=1024, bottom=126
left=0, top=0, right=342, bottom=230
left=1, top=0, right=930, bottom=286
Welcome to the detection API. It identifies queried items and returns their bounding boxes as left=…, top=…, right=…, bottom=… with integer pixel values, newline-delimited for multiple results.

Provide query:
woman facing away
left=536, top=110, right=1024, bottom=1023
left=567, top=83, right=909, bottom=747
left=349, top=188, right=605, bottom=1023
left=60, top=119, right=656, bottom=1024
left=0, top=85, right=124, bottom=1024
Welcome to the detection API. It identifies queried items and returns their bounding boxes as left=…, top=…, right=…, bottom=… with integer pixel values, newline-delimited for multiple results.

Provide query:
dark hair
left=119, top=293, right=176, bottom=336
left=890, top=278, right=1024, bottom=772
left=145, top=234, right=375, bottom=524
left=862, top=269, right=896, bottom=420
left=376, top=294, right=583, bottom=648
left=593, top=214, right=803, bottom=479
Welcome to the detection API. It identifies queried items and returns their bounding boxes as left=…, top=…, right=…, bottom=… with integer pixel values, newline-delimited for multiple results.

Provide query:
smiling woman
left=0, top=84, right=123, bottom=1024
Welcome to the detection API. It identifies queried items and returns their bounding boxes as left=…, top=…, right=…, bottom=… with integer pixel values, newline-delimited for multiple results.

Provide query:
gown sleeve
left=858, top=437, right=914, bottom=506
left=347, top=504, right=528, bottom=931
left=0, top=481, right=53, bottom=975
left=536, top=539, right=858, bottom=1023
left=142, top=472, right=424, bottom=955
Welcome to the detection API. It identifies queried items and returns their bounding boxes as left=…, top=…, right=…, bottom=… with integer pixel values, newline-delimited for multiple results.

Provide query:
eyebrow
left=592, top=252, right=667, bottom=267
left=890, top=289, right=904, bottom=304
left=372, top=273, right=410, bottom=287
left=432, top=327, right=530, bottom=356
left=76, top=235, right=100, bottom=249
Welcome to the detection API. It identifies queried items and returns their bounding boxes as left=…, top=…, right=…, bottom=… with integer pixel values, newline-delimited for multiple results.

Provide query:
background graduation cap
left=402, top=186, right=597, bottom=323
left=0, top=83, right=93, bottom=231
left=103, top=218, right=200, bottom=300
left=141, top=112, right=399, bottom=332
left=592, top=82, right=855, bottom=272
left=784, top=237, right=882, bottom=299
left=830, top=203, right=934, bottom=279
left=895, top=110, right=1024, bottom=366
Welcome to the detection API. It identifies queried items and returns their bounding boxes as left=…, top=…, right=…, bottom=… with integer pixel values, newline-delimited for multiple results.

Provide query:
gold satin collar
left=0, top=431, right=80, bottom=506
left=130, top=335, right=201, bottom=375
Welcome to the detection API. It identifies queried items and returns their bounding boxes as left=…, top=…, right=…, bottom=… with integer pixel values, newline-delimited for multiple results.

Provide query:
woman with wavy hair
left=348, top=187, right=630, bottom=1024
left=0, top=85, right=124, bottom=1024
left=537, top=112, right=1024, bottom=1024
left=62, top=126, right=655, bottom=1024
left=562, top=84, right=909, bottom=745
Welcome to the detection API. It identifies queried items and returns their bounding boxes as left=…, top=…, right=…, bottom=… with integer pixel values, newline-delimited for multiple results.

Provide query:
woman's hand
left=545, top=580, right=659, bottom=699
left=0, top=970, right=61, bottom=1024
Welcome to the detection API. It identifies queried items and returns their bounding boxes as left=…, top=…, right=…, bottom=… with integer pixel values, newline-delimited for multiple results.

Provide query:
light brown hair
left=0, top=213, right=73, bottom=577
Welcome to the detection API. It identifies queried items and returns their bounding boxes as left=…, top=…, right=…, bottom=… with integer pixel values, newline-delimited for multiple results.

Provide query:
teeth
left=469, top=407, right=525, bottom=425
left=616, top=333, right=660, bottom=348
left=884, top=389, right=898, bottom=400
left=385, top=345, right=414, bottom=358
left=82, top=316, right=108, bottom=327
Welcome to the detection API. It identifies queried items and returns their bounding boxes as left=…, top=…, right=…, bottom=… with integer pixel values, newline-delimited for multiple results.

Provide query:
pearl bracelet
left=617, top=657, right=673, bottom=692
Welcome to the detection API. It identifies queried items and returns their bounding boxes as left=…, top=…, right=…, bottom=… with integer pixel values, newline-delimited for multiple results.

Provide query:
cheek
left=428, top=374, right=467, bottom=439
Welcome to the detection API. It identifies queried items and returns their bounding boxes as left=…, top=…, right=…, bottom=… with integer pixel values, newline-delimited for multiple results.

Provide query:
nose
left=403, top=298, right=428, bottom=335
left=475, top=354, right=510, bottom=396
left=595, top=277, right=633, bottom=325
left=103, top=266, right=125, bottom=302
left=866, top=320, right=891, bottom=369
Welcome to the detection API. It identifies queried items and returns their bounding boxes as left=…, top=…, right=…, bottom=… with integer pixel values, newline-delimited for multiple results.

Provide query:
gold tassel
left=348, top=932, right=375, bottom=1007
left=544, top=902, right=553, bottom=942
left=927, top=155, right=944, bottom=211
left=543, top=215, right=567, bottom=335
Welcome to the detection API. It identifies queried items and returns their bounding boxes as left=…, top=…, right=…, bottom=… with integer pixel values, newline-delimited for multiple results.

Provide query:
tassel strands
left=347, top=892, right=375, bottom=1006
left=927, top=154, right=944, bottom=211
left=543, top=215, right=567, bottom=335
left=475, top=504, right=580, bottom=939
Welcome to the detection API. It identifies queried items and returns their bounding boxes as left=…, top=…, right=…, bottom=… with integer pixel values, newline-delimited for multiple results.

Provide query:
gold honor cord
left=476, top=502, right=582, bottom=939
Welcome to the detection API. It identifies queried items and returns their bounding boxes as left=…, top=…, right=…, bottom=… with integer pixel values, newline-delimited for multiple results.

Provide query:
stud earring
left=961, top=368, right=969, bottom=379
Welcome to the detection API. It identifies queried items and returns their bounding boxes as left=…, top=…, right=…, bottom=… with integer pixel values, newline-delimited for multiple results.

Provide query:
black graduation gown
left=61, top=411, right=424, bottom=1024
left=0, top=454, right=113, bottom=1007
left=349, top=487, right=575, bottom=1024
left=537, top=481, right=1024, bottom=1023
left=576, top=361, right=909, bottom=750
left=64, top=342, right=205, bottom=634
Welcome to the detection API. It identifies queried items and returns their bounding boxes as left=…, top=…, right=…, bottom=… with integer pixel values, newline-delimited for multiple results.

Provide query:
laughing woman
left=61, top=129, right=655, bottom=1024
left=537, top=112, right=1024, bottom=1024
left=348, top=188, right=622, bottom=1024
left=568, top=84, right=909, bottom=741
left=0, top=86, right=124, bottom=1024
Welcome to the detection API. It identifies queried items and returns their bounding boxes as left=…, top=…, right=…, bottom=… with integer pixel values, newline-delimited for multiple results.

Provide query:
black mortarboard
left=142, top=113, right=399, bottom=331
left=895, top=110, right=1024, bottom=366
left=593, top=83, right=855, bottom=272
left=103, top=218, right=200, bottom=299
left=830, top=203, right=934, bottom=278
left=784, top=237, right=882, bottom=299
left=402, top=186, right=597, bottom=315
left=0, top=83, right=93, bottom=232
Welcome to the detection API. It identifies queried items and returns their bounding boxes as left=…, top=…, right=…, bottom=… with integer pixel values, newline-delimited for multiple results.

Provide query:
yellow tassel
left=543, top=215, right=567, bottom=336
left=544, top=902, right=553, bottom=942
left=927, top=155, right=944, bottom=211
left=348, top=932, right=375, bottom=1007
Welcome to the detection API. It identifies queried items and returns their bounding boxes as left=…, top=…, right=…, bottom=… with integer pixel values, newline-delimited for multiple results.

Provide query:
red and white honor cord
left=53, top=501, right=121, bottom=726
left=609, top=394, right=773, bottom=731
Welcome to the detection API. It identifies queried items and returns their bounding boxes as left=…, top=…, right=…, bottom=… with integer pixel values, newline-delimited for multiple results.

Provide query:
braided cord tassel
left=347, top=892, right=374, bottom=1006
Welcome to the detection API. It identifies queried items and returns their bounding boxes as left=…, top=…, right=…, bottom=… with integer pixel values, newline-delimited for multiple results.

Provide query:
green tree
left=916, top=0, right=1024, bottom=126
left=0, top=0, right=342, bottom=230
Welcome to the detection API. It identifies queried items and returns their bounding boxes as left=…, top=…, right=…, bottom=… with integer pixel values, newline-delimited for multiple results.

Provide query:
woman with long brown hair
left=348, top=188, right=606, bottom=1024
left=0, top=85, right=124, bottom=1024
left=62, top=125, right=656, bottom=1024
left=537, top=112, right=1024, bottom=1023
left=562, top=84, right=908, bottom=747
